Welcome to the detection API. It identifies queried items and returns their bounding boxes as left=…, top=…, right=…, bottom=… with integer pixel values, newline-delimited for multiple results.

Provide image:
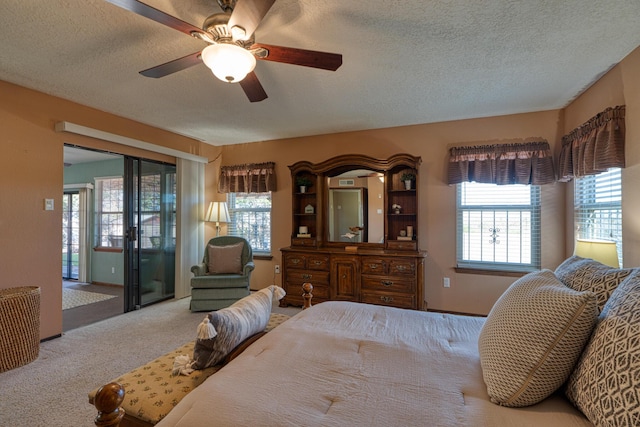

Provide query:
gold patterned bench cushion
left=89, top=313, right=290, bottom=425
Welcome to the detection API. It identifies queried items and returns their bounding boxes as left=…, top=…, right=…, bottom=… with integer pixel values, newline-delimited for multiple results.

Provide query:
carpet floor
left=0, top=296, right=301, bottom=427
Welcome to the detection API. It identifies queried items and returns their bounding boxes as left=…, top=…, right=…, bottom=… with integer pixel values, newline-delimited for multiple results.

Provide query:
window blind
left=457, top=182, right=541, bottom=272
left=227, top=192, right=272, bottom=255
left=574, top=168, right=622, bottom=265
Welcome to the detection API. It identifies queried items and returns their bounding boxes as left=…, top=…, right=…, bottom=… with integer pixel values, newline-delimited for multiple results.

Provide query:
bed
left=153, top=301, right=591, bottom=427
left=94, top=257, right=640, bottom=427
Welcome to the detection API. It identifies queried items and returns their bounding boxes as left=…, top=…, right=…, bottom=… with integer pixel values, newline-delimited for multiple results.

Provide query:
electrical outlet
left=443, top=277, right=450, bottom=288
left=274, top=265, right=280, bottom=274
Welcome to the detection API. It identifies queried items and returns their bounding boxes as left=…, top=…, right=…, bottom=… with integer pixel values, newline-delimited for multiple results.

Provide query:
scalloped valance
left=558, top=106, right=625, bottom=181
left=218, top=162, right=276, bottom=193
left=447, top=141, right=555, bottom=185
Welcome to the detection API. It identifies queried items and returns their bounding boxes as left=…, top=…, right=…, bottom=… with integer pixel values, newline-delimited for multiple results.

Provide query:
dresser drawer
left=361, top=291, right=415, bottom=309
left=286, top=270, right=330, bottom=285
left=307, top=255, right=330, bottom=271
left=285, top=254, right=307, bottom=269
left=361, top=276, right=415, bottom=293
left=386, top=240, right=417, bottom=251
left=389, top=259, right=416, bottom=276
left=361, top=258, right=386, bottom=275
left=306, top=284, right=329, bottom=299
left=291, top=237, right=317, bottom=247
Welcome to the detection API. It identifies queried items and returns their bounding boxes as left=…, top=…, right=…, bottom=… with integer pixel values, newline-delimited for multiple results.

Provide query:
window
left=139, top=172, right=177, bottom=249
left=95, top=177, right=124, bottom=248
left=227, top=192, right=272, bottom=255
left=457, top=182, right=541, bottom=272
left=574, top=168, right=622, bottom=266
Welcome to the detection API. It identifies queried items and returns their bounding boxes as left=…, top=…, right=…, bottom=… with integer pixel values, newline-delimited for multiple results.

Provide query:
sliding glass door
left=124, top=158, right=177, bottom=311
left=62, top=192, right=80, bottom=280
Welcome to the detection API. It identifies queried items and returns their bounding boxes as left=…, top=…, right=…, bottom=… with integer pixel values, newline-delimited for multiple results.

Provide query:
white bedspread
left=157, top=301, right=592, bottom=427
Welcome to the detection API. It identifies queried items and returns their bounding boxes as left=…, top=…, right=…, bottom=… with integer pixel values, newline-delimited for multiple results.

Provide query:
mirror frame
left=289, top=153, right=421, bottom=250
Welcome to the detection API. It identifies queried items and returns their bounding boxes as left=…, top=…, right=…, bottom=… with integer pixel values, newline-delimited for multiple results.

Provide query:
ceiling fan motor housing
left=203, top=12, right=254, bottom=48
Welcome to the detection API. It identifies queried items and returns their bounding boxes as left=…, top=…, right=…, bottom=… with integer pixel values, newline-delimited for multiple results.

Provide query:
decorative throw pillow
left=192, top=285, right=286, bottom=370
left=565, top=270, right=640, bottom=427
left=555, top=255, right=633, bottom=312
left=478, top=269, right=598, bottom=407
left=207, top=242, right=244, bottom=274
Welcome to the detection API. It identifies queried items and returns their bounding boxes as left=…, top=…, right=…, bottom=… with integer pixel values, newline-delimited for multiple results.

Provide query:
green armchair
left=190, top=236, right=254, bottom=312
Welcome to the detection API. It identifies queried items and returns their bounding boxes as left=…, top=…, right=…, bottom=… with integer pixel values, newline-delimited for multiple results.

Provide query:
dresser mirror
left=326, top=170, right=384, bottom=243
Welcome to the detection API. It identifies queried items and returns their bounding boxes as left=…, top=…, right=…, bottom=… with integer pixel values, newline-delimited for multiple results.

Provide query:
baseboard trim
left=41, top=334, right=62, bottom=342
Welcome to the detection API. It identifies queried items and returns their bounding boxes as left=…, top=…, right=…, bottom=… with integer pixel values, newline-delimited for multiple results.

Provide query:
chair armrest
left=243, top=261, right=255, bottom=276
left=191, top=263, right=207, bottom=277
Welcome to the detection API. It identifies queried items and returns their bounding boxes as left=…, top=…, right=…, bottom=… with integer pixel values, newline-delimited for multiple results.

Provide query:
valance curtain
left=447, top=141, right=555, bottom=185
left=558, top=105, right=625, bottom=181
left=218, top=162, right=276, bottom=193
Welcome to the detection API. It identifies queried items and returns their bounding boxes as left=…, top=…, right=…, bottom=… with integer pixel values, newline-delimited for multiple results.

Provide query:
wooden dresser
left=281, top=247, right=426, bottom=310
left=281, top=153, right=426, bottom=310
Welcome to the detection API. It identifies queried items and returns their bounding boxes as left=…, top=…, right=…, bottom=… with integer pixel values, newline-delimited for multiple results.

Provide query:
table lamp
left=205, top=201, right=230, bottom=236
left=573, top=239, right=620, bottom=268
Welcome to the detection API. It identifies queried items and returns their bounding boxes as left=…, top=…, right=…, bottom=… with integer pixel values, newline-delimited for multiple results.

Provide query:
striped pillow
left=192, top=285, right=286, bottom=369
left=478, top=269, right=598, bottom=407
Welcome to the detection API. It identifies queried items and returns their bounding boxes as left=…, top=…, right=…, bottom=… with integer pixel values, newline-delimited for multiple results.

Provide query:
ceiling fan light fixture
left=201, top=43, right=256, bottom=83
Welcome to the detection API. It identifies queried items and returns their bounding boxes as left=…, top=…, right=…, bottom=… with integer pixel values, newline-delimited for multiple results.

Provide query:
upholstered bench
left=89, top=313, right=290, bottom=427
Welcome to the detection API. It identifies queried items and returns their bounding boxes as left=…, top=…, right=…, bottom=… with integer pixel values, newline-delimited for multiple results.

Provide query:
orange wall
left=215, top=46, right=640, bottom=314
left=3, top=45, right=640, bottom=339
left=216, top=110, right=566, bottom=314
left=0, top=81, right=203, bottom=340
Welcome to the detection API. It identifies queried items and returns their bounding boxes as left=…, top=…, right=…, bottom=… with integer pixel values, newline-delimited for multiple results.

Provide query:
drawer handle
left=381, top=280, right=393, bottom=287
left=302, top=273, right=312, bottom=280
left=292, top=259, right=301, bottom=265
left=396, top=265, right=407, bottom=271
left=380, top=296, right=394, bottom=303
left=369, top=264, right=379, bottom=269
left=312, top=260, right=323, bottom=265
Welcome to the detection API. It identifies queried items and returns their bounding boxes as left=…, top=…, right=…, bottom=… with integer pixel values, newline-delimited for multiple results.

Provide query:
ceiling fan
left=105, top=0, right=343, bottom=102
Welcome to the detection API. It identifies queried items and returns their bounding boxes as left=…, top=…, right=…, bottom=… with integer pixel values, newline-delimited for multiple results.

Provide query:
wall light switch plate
left=44, top=199, right=54, bottom=211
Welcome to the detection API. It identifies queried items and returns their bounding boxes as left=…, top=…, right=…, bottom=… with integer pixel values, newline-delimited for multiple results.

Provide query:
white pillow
left=478, top=269, right=598, bottom=407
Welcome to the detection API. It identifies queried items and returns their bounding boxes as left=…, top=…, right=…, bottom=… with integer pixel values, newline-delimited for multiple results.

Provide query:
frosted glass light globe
left=201, top=44, right=256, bottom=83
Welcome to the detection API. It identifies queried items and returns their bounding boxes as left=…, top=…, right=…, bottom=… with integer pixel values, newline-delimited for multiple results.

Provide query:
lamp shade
left=205, top=202, right=230, bottom=224
left=574, top=239, right=620, bottom=268
left=201, top=43, right=256, bottom=83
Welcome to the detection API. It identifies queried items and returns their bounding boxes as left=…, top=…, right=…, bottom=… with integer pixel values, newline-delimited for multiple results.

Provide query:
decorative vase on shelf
left=300, top=186, right=307, bottom=193
left=394, top=209, right=401, bottom=214
left=400, top=173, right=415, bottom=190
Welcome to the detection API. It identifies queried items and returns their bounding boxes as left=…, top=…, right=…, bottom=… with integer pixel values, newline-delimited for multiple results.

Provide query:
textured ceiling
left=2, top=1, right=640, bottom=146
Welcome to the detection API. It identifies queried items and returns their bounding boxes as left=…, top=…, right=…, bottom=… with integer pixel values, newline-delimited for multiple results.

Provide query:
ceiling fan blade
left=228, top=0, right=276, bottom=40
left=239, top=72, right=268, bottom=102
left=139, top=52, right=202, bottom=78
left=105, top=0, right=207, bottom=38
left=251, top=43, right=342, bottom=71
